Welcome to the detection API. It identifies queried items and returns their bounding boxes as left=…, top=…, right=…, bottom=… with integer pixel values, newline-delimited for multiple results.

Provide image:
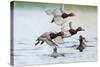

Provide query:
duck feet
left=77, top=45, right=85, bottom=52
left=50, top=47, right=65, bottom=58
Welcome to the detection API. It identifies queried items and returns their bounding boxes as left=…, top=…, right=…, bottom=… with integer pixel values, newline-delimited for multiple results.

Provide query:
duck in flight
left=46, top=4, right=75, bottom=25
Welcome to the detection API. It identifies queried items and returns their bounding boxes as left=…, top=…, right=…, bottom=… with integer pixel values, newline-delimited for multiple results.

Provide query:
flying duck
left=46, top=4, right=75, bottom=26
left=35, top=32, right=63, bottom=57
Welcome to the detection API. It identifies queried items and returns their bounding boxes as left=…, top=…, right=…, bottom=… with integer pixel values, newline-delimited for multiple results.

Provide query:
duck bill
left=82, top=29, right=85, bottom=31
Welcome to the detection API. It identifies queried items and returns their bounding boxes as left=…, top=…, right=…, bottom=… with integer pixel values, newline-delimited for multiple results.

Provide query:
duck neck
left=76, top=29, right=79, bottom=32
left=67, top=14, right=71, bottom=17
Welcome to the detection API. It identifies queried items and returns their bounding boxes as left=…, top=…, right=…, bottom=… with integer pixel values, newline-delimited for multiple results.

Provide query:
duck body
left=46, top=7, right=75, bottom=26
left=77, top=35, right=86, bottom=52
left=54, top=26, right=85, bottom=44
left=69, top=29, right=77, bottom=35
left=51, top=15, right=66, bottom=25
left=35, top=32, right=59, bottom=46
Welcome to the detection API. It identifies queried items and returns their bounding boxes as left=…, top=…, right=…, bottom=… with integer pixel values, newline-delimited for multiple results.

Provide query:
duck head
left=57, top=32, right=64, bottom=37
left=76, top=27, right=85, bottom=32
left=68, top=12, right=75, bottom=16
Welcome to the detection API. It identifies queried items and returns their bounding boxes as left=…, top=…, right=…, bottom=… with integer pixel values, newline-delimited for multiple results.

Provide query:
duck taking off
left=45, top=4, right=75, bottom=26
left=35, top=32, right=58, bottom=46
left=77, top=35, right=86, bottom=52
left=61, top=22, right=85, bottom=38
left=35, top=32, right=65, bottom=58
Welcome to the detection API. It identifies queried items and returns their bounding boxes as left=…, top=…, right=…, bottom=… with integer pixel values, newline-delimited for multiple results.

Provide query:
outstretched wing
left=45, top=4, right=65, bottom=16
left=59, top=4, right=65, bottom=13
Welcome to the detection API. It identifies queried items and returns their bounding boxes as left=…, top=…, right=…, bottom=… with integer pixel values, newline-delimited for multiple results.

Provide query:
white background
left=0, top=0, right=100, bottom=67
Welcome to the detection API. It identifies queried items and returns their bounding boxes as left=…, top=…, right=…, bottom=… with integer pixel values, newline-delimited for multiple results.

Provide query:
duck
left=46, top=4, right=75, bottom=26
left=77, top=35, right=86, bottom=52
left=35, top=32, right=61, bottom=46
left=35, top=32, right=63, bottom=57
left=51, top=12, right=75, bottom=23
left=58, top=22, right=84, bottom=37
